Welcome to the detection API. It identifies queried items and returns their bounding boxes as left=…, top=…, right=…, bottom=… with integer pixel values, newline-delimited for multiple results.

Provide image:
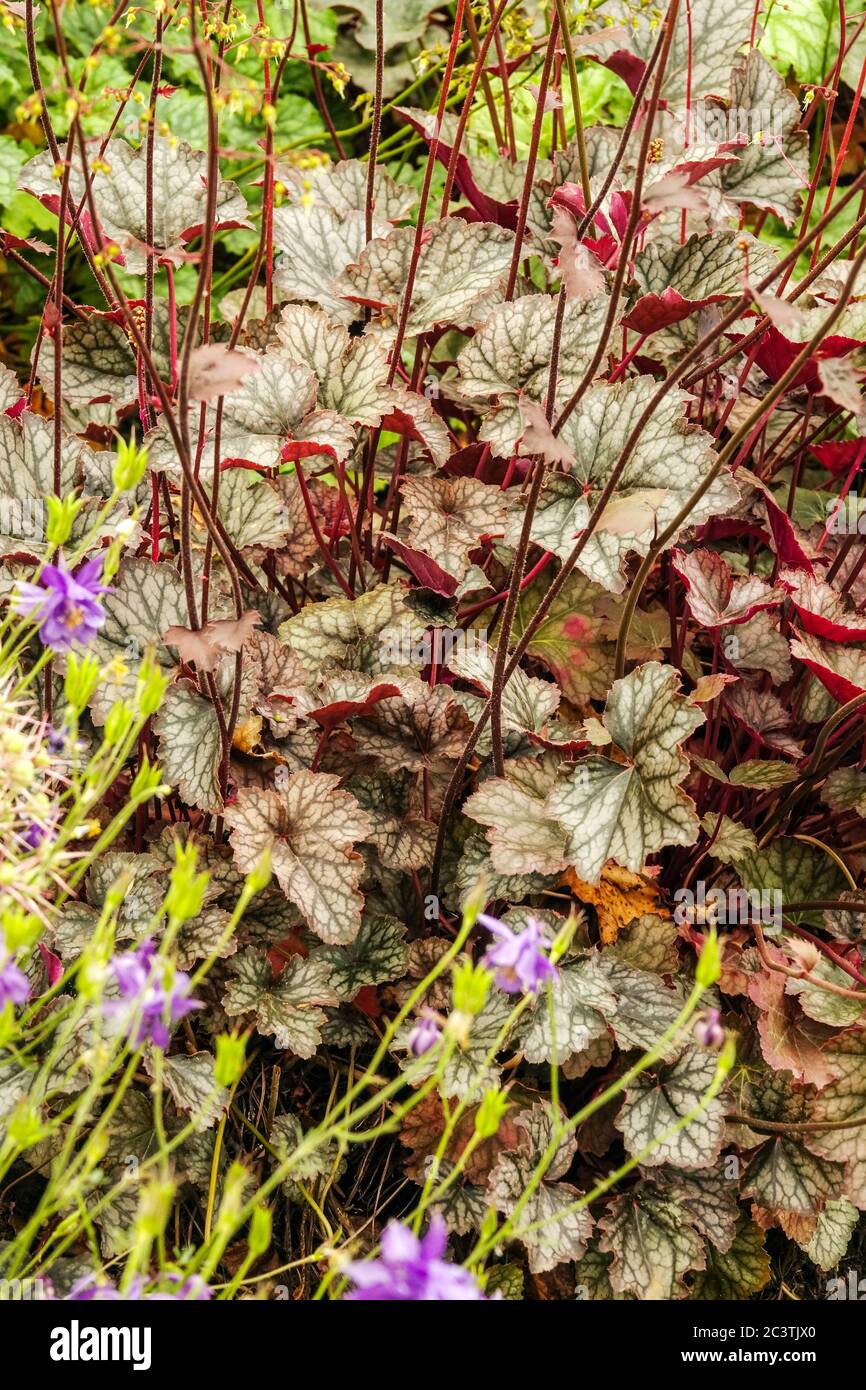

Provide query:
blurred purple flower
left=694, top=1007, right=725, bottom=1049
left=479, top=913, right=556, bottom=995
left=23, top=819, right=53, bottom=850
left=14, top=556, right=109, bottom=653
left=0, top=954, right=30, bottom=1008
left=407, top=1013, right=441, bottom=1057
left=46, top=723, right=67, bottom=755
left=64, top=1272, right=211, bottom=1301
left=104, top=939, right=202, bottom=1049
left=64, top=1277, right=125, bottom=1301
left=342, top=1216, right=485, bottom=1301
left=146, top=1273, right=213, bottom=1301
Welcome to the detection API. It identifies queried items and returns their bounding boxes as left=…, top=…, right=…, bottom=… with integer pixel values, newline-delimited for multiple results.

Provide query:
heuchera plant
left=1, top=0, right=866, bottom=1303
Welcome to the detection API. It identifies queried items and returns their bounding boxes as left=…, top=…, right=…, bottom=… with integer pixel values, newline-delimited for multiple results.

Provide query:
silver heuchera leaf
left=396, top=991, right=514, bottom=1099
left=547, top=662, right=704, bottom=883
left=153, top=682, right=222, bottom=814
left=690, top=1217, right=770, bottom=1299
left=278, top=582, right=427, bottom=678
left=615, top=1045, right=727, bottom=1170
left=0, top=1062, right=30, bottom=1147
left=463, top=755, right=568, bottom=877
left=146, top=1052, right=227, bottom=1132
left=454, top=828, right=557, bottom=910
left=276, top=303, right=395, bottom=424
left=312, top=914, right=407, bottom=996
left=489, top=1160, right=593, bottom=1274
left=727, top=612, right=792, bottom=684
left=802, top=1198, right=859, bottom=1271
left=453, top=295, right=608, bottom=456
left=215, top=351, right=347, bottom=465
left=270, top=1111, right=343, bottom=1200
left=486, top=1104, right=592, bottom=1273
left=342, top=218, right=516, bottom=335
left=173, top=905, right=236, bottom=972
left=429, top=1174, right=489, bottom=1236
left=314, top=0, right=442, bottom=51
left=0, top=411, right=87, bottom=501
left=724, top=682, right=803, bottom=759
left=598, top=1188, right=706, bottom=1299
left=449, top=640, right=560, bottom=735
left=0, top=364, right=21, bottom=412
left=594, top=956, right=685, bottom=1055
left=97, top=556, right=189, bottom=665
left=211, top=469, right=288, bottom=552
left=351, top=678, right=473, bottom=774
left=608, top=0, right=760, bottom=104
left=39, top=311, right=139, bottom=409
left=701, top=813, right=757, bottom=864
left=518, top=377, right=739, bottom=593
left=519, top=956, right=616, bottom=1067
left=651, top=1165, right=740, bottom=1252
left=630, top=233, right=776, bottom=323
left=87, top=556, right=190, bottom=723
left=718, top=52, right=810, bottom=226
left=275, top=157, right=416, bottom=222
left=224, top=771, right=372, bottom=944
left=37, top=303, right=180, bottom=409
left=275, top=303, right=449, bottom=462
left=399, top=476, right=509, bottom=581
left=791, top=630, right=866, bottom=704
left=734, top=1071, right=846, bottom=1217
left=672, top=546, right=785, bottom=627
left=741, top=1136, right=844, bottom=1218
left=808, top=1032, right=866, bottom=1181
left=221, top=948, right=341, bottom=1057
left=146, top=350, right=355, bottom=475
left=272, top=204, right=385, bottom=325
left=349, top=771, right=436, bottom=873
left=19, top=136, right=251, bottom=273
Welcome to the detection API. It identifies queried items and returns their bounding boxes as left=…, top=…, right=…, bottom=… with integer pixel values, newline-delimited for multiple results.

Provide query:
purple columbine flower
left=104, top=939, right=202, bottom=1050
left=407, top=1013, right=441, bottom=1057
left=0, top=954, right=30, bottom=1008
left=694, top=1008, right=725, bottom=1049
left=342, top=1216, right=485, bottom=1301
left=479, top=913, right=556, bottom=995
left=14, top=555, right=109, bottom=653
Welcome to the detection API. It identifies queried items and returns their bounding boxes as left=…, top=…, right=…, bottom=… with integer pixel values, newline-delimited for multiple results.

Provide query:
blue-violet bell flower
left=63, top=1273, right=212, bottom=1301
left=0, top=954, right=30, bottom=1008
left=341, top=1216, right=485, bottom=1301
left=694, top=1007, right=725, bottom=1049
left=478, top=912, right=556, bottom=995
left=104, top=939, right=201, bottom=1050
left=407, top=1013, right=441, bottom=1057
